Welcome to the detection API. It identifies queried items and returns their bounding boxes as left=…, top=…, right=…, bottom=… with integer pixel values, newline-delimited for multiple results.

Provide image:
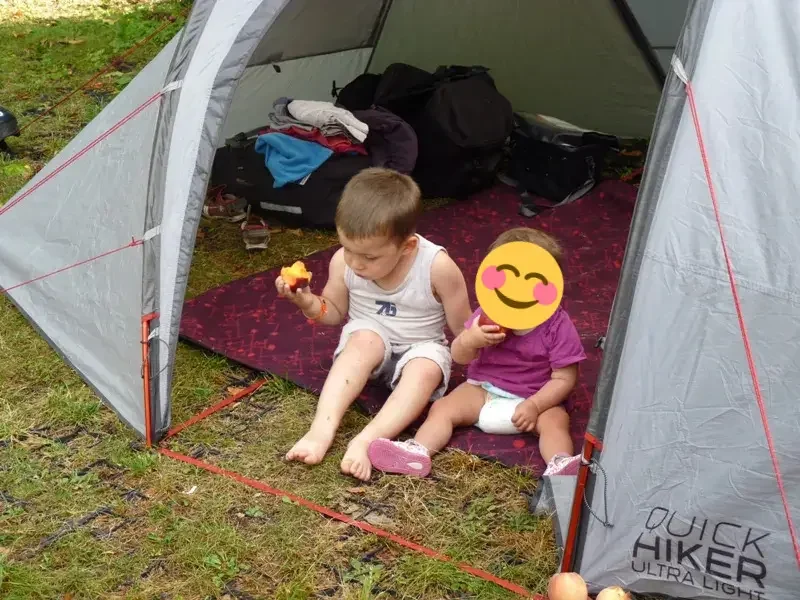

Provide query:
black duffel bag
left=210, top=138, right=371, bottom=229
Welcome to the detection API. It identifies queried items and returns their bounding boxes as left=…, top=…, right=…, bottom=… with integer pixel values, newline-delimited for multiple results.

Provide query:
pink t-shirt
left=465, top=307, right=586, bottom=399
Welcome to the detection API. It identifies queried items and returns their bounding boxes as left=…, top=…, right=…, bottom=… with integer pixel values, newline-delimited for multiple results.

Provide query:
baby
left=367, top=227, right=586, bottom=477
left=276, top=167, right=472, bottom=481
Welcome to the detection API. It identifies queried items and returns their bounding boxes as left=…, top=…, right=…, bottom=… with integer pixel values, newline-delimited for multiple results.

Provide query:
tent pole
left=608, top=0, right=666, bottom=86
left=363, top=0, right=393, bottom=74
left=141, top=312, right=158, bottom=447
left=560, top=433, right=602, bottom=572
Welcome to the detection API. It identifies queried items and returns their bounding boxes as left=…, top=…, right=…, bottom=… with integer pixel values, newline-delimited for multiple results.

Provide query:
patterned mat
left=180, top=180, right=637, bottom=474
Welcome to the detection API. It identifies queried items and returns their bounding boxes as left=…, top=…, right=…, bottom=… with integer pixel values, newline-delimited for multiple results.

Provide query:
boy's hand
left=462, top=317, right=506, bottom=350
left=275, top=275, right=315, bottom=311
left=512, top=399, right=539, bottom=432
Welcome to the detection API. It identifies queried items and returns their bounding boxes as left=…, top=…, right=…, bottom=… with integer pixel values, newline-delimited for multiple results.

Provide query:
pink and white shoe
left=543, top=453, right=582, bottom=476
left=368, top=438, right=431, bottom=477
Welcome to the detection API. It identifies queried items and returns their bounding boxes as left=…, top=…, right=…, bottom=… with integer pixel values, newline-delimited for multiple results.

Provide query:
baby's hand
left=275, top=275, right=315, bottom=311
left=463, top=316, right=506, bottom=349
left=511, top=399, right=539, bottom=433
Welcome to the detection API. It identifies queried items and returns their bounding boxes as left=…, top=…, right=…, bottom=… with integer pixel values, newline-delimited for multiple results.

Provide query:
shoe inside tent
left=2, top=0, right=799, bottom=598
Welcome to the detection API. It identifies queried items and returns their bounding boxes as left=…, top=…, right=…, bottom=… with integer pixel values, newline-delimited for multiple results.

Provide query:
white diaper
left=469, top=380, right=527, bottom=435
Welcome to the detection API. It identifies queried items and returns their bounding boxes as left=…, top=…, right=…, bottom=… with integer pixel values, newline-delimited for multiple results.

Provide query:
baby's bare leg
left=341, top=357, right=442, bottom=481
left=535, top=405, right=573, bottom=464
left=286, top=330, right=384, bottom=465
left=414, top=382, right=485, bottom=454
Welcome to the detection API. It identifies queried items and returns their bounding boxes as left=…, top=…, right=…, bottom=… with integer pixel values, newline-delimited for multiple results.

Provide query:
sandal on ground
left=240, top=206, right=271, bottom=251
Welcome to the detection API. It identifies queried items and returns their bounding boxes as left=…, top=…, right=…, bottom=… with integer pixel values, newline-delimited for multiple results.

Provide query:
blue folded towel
left=254, top=132, right=333, bottom=188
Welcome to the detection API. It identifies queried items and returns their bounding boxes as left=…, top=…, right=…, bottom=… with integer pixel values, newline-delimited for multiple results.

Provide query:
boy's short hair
left=335, top=167, right=422, bottom=243
left=489, top=227, right=565, bottom=268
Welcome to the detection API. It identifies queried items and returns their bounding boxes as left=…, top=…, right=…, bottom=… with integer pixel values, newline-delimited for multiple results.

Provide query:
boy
left=275, top=168, right=472, bottom=481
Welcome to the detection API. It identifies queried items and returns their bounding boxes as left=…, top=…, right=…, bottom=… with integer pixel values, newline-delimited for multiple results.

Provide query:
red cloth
left=261, top=126, right=367, bottom=155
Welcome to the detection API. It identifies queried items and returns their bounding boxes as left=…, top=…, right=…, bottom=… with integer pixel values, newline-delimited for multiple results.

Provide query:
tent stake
left=141, top=312, right=158, bottom=447
left=560, top=433, right=602, bottom=572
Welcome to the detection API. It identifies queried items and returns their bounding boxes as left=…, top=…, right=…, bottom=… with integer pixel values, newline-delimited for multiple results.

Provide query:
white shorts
left=468, top=380, right=527, bottom=435
left=334, top=318, right=451, bottom=400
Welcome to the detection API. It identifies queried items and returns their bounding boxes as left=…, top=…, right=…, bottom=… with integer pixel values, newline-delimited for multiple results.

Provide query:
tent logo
left=632, top=506, right=770, bottom=599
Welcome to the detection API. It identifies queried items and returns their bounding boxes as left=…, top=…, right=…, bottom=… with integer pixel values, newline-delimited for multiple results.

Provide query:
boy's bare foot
left=340, top=437, right=372, bottom=481
left=285, top=430, right=334, bottom=464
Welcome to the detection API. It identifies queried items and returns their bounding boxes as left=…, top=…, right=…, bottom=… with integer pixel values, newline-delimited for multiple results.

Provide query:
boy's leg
left=367, top=382, right=485, bottom=477
left=340, top=356, right=442, bottom=480
left=536, top=406, right=581, bottom=476
left=286, top=324, right=388, bottom=465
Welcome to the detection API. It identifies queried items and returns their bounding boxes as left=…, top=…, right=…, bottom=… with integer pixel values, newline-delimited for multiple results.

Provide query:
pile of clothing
left=209, top=97, right=418, bottom=231
left=253, top=97, right=418, bottom=187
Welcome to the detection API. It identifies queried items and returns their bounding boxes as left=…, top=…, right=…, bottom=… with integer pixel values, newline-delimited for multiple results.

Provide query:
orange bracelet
left=304, top=295, right=327, bottom=322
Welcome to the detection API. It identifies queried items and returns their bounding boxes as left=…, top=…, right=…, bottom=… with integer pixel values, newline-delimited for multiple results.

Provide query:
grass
left=0, top=2, right=561, bottom=598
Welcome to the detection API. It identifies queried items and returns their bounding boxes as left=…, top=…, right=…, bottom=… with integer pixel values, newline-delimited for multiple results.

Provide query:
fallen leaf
left=226, top=386, right=245, bottom=396
left=339, top=502, right=362, bottom=515
left=363, top=512, right=395, bottom=527
left=346, top=487, right=366, bottom=495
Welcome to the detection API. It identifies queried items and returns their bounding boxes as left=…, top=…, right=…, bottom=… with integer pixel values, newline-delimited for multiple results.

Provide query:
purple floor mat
left=180, top=180, right=637, bottom=474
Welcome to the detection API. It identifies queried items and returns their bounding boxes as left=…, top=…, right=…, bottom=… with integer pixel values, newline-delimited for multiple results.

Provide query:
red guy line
left=1, top=238, right=143, bottom=295
left=683, top=79, right=800, bottom=569
left=18, top=16, right=178, bottom=134
left=158, top=448, right=541, bottom=599
left=165, top=379, right=269, bottom=439
left=0, top=91, right=163, bottom=219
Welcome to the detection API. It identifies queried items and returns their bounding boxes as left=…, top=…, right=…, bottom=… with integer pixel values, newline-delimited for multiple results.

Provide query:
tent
left=1, top=0, right=797, bottom=597
left=538, top=1, right=800, bottom=598
left=0, top=0, right=686, bottom=447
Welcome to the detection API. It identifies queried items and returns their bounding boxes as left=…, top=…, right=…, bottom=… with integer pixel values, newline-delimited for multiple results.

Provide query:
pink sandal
left=368, top=438, right=432, bottom=477
left=543, top=453, right=582, bottom=476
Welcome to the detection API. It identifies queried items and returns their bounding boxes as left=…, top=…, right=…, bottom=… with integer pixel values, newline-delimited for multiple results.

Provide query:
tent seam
left=643, top=250, right=800, bottom=304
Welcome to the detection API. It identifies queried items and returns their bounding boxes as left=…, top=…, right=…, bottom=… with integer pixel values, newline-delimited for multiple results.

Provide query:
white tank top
left=345, top=235, right=447, bottom=350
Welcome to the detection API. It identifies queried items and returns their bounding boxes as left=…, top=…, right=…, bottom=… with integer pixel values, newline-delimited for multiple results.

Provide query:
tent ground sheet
left=179, top=180, right=637, bottom=474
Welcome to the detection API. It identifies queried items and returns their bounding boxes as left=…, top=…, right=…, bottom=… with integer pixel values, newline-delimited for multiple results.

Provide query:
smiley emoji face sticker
left=475, top=241, right=563, bottom=330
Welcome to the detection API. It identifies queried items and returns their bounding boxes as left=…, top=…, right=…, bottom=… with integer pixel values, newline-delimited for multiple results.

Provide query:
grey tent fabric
left=221, top=49, right=372, bottom=143
left=625, top=0, right=692, bottom=73
left=574, top=1, right=800, bottom=597
left=587, top=0, right=713, bottom=444
left=246, top=0, right=386, bottom=66
left=154, top=0, right=290, bottom=434
left=368, top=0, right=665, bottom=138
left=0, top=36, right=178, bottom=435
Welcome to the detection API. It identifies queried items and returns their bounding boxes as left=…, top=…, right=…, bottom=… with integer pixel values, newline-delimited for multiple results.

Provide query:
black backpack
left=334, top=73, right=383, bottom=112
left=378, top=64, right=512, bottom=198
left=411, top=71, right=512, bottom=198
left=341, top=63, right=514, bottom=199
